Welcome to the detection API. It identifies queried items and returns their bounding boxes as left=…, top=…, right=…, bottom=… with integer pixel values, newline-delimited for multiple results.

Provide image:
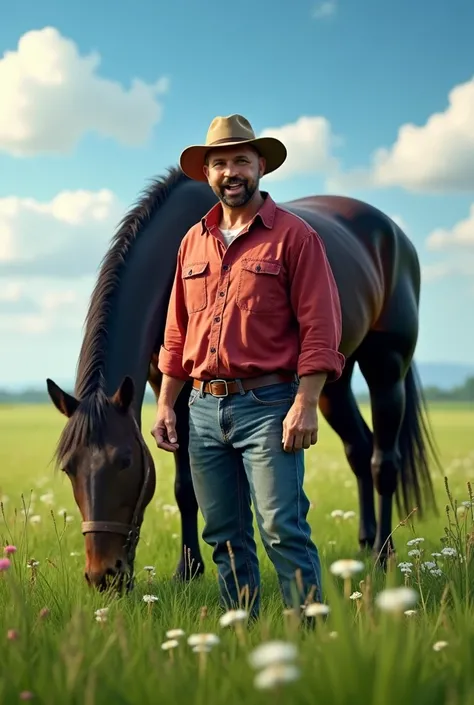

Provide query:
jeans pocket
left=248, top=381, right=297, bottom=406
left=188, top=388, right=200, bottom=407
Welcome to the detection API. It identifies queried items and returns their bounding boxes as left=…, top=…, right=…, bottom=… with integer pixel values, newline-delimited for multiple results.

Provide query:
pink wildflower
left=19, top=692, right=34, bottom=700
left=7, top=629, right=19, bottom=641
left=0, top=558, right=11, bottom=571
left=4, top=545, right=17, bottom=555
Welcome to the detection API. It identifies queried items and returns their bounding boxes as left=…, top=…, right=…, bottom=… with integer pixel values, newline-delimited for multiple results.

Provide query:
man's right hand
left=151, top=406, right=179, bottom=452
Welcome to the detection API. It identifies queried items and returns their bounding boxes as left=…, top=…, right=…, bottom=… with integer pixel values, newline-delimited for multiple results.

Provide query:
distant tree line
left=1, top=376, right=473, bottom=405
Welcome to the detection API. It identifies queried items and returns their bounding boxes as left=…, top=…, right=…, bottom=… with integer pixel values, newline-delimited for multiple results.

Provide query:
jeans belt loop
left=235, top=378, right=245, bottom=395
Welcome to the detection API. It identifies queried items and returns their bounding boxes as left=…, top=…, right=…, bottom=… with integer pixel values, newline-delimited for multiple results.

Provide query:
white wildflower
left=166, top=628, right=185, bottom=639
left=187, top=633, right=220, bottom=648
left=421, top=561, right=437, bottom=571
left=406, top=538, right=425, bottom=546
left=29, top=515, right=41, bottom=524
left=219, top=609, right=248, bottom=627
left=375, top=586, right=419, bottom=613
left=94, top=608, right=109, bottom=617
left=329, top=559, right=365, bottom=578
left=350, top=591, right=363, bottom=600
left=408, top=549, right=421, bottom=557
left=441, top=547, right=457, bottom=557
left=142, top=594, right=159, bottom=603
left=330, top=509, right=344, bottom=518
left=304, top=602, right=331, bottom=616
left=433, top=640, right=448, bottom=651
left=70, top=551, right=80, bottom=557
left=343, top=511, right=356, bottom=520
left=254, top=663, right=300, bottom=690
left=161, top=639, right=179, bottom=650
left=248, top=641, right=298, bottom=670
left=404, top=609, right=417, bottom=616
left=143, top=565, right=155, bottom=572
left=430, top=569, right=443, bottom=577
left=329, top=631, right=338, bottom=639
left=431, top=552, right=442, bottom=558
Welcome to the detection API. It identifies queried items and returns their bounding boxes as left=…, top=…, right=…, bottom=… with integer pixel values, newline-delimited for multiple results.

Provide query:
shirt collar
left=200, top=191, right=276, bottom=235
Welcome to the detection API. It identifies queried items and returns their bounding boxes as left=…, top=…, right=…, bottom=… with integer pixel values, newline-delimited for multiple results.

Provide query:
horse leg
left=148, top=366, right=204, bottom=581
left=172, top=383, right=205, bottom=580
left=318, top=357, right=377, bottom=551
left=356, top=332, right=409, bottom=561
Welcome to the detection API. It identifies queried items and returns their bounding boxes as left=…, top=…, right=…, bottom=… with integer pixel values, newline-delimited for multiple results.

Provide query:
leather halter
left=81, top=416, right=153, bottom=588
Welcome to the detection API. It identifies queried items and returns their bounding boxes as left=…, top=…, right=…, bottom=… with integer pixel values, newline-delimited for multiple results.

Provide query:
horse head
left=46, top=375, right=156, bottom=592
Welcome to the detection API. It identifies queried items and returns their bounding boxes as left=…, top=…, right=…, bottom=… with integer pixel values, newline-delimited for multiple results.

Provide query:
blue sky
left=1, top=0, right=473, bottom=388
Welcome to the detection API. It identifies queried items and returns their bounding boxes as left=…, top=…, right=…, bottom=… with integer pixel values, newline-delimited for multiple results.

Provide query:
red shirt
left=158, top=192, right=345, bottom=382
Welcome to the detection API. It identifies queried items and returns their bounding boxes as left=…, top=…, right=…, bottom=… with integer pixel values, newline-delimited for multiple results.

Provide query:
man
left=152, top=114, right=345, bottom=618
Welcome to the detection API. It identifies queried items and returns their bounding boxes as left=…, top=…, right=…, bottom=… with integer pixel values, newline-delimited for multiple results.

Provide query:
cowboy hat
left=179, top=114, right=287, bottom=182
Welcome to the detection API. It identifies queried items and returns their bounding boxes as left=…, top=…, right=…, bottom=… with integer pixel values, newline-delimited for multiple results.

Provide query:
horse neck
left=77, top=178, right=217, bottom=422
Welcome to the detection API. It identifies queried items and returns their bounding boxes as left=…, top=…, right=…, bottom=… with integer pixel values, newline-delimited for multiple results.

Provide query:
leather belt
left=192, top=372, right=297, bottom=398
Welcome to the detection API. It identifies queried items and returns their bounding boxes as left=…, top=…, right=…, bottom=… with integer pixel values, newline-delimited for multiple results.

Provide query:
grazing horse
left=47, top=166, right=439, bottom=591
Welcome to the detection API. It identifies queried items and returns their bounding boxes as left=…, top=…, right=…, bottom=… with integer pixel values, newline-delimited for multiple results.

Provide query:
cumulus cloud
left=0, top=189, right=124, bottom=277
left=312, top=0, right=337, bottom=19
left=0, top=277, right=93, bottom=334
left=259, top=115, right=341, bottom=182
left=0, top=26, right=169, bottom=156
left=425, top=203, right=474, bottom=250
left=422, top=205, right=474, bottom=286
left=328, top=76, right=474, bottom=194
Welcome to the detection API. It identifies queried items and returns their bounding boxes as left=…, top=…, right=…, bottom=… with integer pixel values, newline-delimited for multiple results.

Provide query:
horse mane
left=54, top=165, right=189, bottom=467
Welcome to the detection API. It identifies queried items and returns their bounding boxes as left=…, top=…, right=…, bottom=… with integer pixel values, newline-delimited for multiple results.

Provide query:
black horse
left=46, top=167, right=439, bottom=591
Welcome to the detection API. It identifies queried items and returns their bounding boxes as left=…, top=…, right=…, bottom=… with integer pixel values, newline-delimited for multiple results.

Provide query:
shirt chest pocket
left=236, top=258, right=283, bottom=314
left=182, top=261, right=209, bottom=313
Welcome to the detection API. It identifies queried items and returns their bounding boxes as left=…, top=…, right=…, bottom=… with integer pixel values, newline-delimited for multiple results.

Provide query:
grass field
left=1, top=401, right=473, bottom=704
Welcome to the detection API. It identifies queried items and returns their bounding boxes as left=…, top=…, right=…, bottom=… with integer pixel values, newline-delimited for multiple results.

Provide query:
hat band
left=207, top=136, right=253, bottom=146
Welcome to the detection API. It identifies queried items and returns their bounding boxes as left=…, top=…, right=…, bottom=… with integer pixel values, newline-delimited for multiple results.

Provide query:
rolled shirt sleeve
left=157, top=248, right=190, bottom=381
left=288, top=230, right=345, bottom=381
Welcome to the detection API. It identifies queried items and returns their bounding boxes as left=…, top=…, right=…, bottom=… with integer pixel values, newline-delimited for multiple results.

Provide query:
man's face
left=203, top=145, right=265, bottom=208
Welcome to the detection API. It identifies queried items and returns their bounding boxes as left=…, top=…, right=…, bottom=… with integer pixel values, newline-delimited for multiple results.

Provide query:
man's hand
left=282, top=400, right=318, bottom=452
left=151, top=405, right=179, bottom=452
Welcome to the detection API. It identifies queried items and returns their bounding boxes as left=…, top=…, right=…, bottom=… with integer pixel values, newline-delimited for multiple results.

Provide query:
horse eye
left=119, top=450, right=133, bottom=469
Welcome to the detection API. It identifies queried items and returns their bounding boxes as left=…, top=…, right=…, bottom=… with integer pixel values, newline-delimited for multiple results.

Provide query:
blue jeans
left=187, top=379, right=322, bottom=617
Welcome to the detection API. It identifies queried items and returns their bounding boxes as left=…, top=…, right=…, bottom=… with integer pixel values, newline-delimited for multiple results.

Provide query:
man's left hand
left=282, top=401, right=318, bottom=452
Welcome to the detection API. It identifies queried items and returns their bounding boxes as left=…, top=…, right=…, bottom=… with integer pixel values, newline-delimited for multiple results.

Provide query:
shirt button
left=255, top=265, right=261, bottom=272
left=219, top=291, right=224, bottom=297
left=223, top=264, right=229, bottom=271
left=215, top=316, right=220, bottom=322
left=188, top=269, right=193, bottom=275
left=210, top=347, right=216, bottom=353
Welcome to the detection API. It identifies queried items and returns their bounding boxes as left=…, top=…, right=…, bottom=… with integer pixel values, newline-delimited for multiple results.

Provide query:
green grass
left=1, top=402, right=473, bottom=704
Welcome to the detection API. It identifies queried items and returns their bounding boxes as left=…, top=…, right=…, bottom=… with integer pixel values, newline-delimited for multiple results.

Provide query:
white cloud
left=259, top=115, right=341, bottom=182
left=425, top=203, right=474, bottom=250
left=312, top=0, right=337, bottom=19
left=328, top=76, right=474, bottom=194
left=0, top=189, right=124, bottom=277
left=0, top=277, right=93, bottom=334
left=0, top=26, right=169, bottom=156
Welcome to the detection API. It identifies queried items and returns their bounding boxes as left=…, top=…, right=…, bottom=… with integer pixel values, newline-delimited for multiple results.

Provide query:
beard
left=215, top=176, right=259, bottom=208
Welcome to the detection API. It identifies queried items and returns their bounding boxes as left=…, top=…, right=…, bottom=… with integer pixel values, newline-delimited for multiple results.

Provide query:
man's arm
left=152, top=248, right=190, bottom=452
left=289, top=229, right=345, bottom=394
left=282, top=229, right=345, bottom=452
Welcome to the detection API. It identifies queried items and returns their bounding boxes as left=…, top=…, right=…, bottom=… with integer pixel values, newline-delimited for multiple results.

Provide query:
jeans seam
left=293, top=450, right=320, bottom=597
left=235, top=457, right=257, bottom=600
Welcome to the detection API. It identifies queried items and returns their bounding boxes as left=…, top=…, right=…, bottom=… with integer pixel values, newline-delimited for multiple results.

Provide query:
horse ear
left=111, top=375, right=135, bottom=413
left=46, top=378, right=80, bottom=418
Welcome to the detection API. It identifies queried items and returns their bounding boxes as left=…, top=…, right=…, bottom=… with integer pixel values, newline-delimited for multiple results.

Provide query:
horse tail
left=396, top=361, right=441, bottom=520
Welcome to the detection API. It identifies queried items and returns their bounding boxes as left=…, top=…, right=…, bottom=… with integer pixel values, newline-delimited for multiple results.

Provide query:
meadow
left=1, top=401, right=473, bottom=704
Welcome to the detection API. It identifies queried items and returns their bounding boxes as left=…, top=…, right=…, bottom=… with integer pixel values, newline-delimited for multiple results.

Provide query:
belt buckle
left=209, top=378, right=229, bottom=398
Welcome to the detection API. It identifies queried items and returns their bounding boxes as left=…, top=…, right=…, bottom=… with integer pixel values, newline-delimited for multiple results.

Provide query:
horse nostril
left=115, top=559, right=123, bottom=571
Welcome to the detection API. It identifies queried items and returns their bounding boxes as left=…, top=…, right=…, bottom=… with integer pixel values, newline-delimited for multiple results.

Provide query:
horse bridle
left=81, top=416, right=154, bottom=589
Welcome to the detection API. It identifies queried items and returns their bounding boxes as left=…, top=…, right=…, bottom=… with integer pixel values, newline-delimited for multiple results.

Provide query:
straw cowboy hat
left=179, top=114, right=287, bottom=182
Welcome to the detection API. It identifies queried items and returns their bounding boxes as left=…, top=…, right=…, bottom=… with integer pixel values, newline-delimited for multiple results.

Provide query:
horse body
left=47, top=167, right=438, bottom=590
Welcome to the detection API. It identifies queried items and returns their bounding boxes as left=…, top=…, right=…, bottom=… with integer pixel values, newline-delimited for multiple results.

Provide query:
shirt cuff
left=297, top=349, right=346, bottom=382
left=157, top=345, right=190, bottom=381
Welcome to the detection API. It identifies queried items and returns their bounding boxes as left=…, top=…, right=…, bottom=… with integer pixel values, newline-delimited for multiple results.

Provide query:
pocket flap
left=182, top=261, right=209, bottom=278
left=241, top=259, right=281, bottom=275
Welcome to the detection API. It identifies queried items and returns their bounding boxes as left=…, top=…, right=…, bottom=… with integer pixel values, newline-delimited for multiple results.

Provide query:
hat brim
left=179, top=136, right=287, bottom=182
